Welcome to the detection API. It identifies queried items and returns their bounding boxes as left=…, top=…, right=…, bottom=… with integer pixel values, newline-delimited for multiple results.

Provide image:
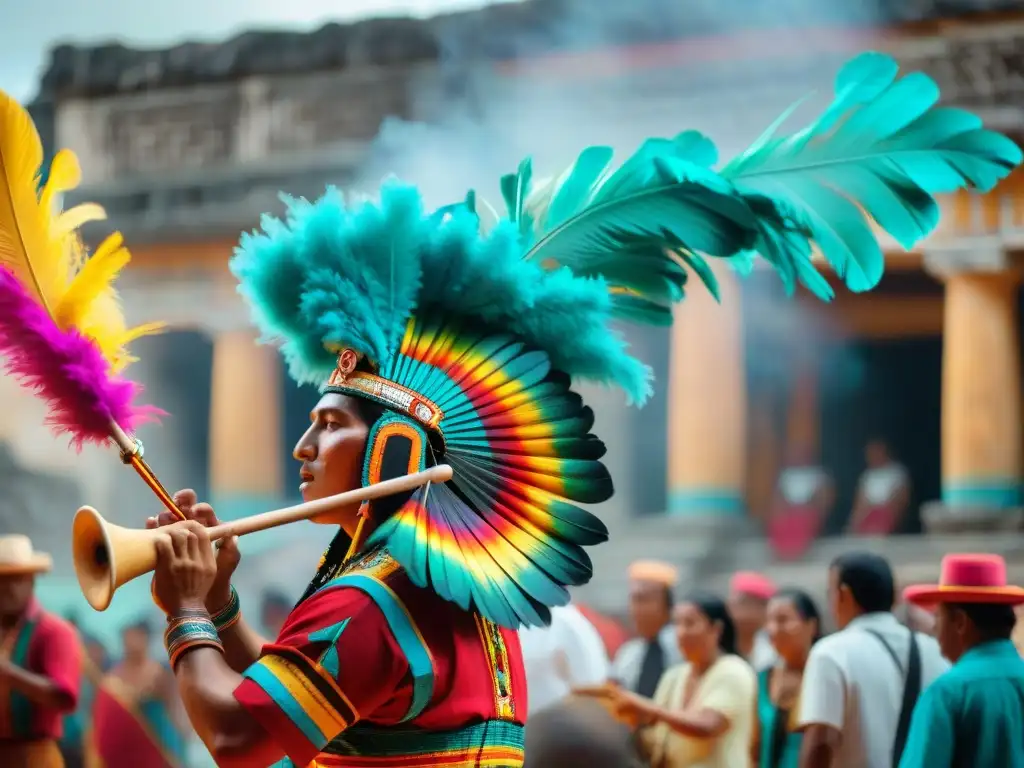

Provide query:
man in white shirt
left=797, top=551, right=949, bottom=768
left=520, top=603, right=610, bottom=714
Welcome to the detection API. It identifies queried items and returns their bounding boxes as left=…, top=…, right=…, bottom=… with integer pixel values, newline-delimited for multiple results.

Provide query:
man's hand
left=148, top=489, right=240, bottom=613
left=152, top=521, right=218, bottom=614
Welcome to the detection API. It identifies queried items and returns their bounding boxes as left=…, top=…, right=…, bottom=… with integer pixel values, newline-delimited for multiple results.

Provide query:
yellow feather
left=0, top=91, right=162, bottom=374
left=0, top=92, right=63, bottom=313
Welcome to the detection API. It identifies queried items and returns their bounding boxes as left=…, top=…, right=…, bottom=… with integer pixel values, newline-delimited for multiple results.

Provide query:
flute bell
left=72, top=506, right=164, bottom=612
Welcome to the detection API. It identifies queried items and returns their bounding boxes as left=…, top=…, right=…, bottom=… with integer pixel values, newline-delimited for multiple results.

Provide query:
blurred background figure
left=895, top=601, right=937, bottom=636
left=575, top=603, right=631, bottom=661
left=755, top=588, right=821, bottom=768
left=257, top=589, right=292, bottom=639
left=58, top=614, right=109, bottom=768
left=524, top=698, right=643, bottom=768
left=728, top=571, right=778, bottom=671
left=797, top=552, right=948, bottom=768
left=768, top=447, right=833, bottom=561
left=90, top=621, right=189, bottom=768
left=520, top=603, right=609, bottom=714
left=612, top=591, right=756, bottom=768
left=848, top=439, right=911, bottom=536
left=899, top=554, right=1024, bottom=768
left=0, top=535, right=80, bottom=768
left=611, top=561, right=681, bottom=697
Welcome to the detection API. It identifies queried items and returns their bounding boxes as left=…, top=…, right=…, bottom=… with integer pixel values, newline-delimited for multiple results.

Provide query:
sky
left=0, top=0, right=512, bottom=101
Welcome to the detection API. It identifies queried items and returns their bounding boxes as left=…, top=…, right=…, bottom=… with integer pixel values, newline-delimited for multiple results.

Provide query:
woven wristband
left=210, top=586, right=242, bottom=633
left=165, top=612, right=224, bottom=670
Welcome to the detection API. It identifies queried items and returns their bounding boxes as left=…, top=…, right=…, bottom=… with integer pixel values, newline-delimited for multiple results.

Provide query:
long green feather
left=510, top=50, right=1020, bottom=318
left=722, top=51, right=1022, bottom=292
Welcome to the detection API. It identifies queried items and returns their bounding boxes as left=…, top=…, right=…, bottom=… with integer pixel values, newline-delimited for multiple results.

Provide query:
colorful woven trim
left=165, top=611, right=223, bottom=669
left=241, top=646, right=358, bottom=756
left=210, top=586, right=242, bottom=633
left=317, top=720, right=525, bottom=766
left=326, top=356, right=443, bottom=433
left=474, top=615, right=516, bottom=721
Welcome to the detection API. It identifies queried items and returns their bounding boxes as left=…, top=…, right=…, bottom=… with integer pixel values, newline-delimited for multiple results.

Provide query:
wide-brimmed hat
left=0, top=535, right=52, bottom=575
left=903, top=554, right=1024, bottom=606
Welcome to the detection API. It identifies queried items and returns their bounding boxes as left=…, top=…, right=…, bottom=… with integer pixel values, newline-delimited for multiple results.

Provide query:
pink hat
left=903, top=554, right=1024, bottom=606
left=730, top=571, right=777, bottom=601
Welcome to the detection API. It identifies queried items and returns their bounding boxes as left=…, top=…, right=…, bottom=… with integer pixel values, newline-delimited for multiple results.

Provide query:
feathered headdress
left=232, top=52, right=1020, bottom=629
left=0, top=92, right=177, bottom=513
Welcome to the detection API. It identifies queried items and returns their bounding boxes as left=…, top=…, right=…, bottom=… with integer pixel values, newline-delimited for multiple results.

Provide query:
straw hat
left=627, top=560, right=679, bottom=588
left=0, top=535, right=53, bottom=575
left=903, top=554, right=1024, bottom=607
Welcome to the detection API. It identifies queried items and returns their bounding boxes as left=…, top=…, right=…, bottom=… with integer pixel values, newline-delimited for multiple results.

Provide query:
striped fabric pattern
left=239, top=647, right=358, bottom=761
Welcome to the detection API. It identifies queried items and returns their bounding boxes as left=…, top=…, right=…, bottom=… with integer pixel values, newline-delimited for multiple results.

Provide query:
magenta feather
left=0, top=267, right=161, bottom=449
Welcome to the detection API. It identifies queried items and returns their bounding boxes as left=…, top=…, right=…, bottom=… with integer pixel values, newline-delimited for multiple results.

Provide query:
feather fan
left=0, top=91, right=164, bottom=450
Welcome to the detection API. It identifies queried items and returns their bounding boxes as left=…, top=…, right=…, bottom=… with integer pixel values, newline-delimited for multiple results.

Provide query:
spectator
left=0, top=535, right=80, bottom=768
left=755, top=589, right=822, bottom=768
left=520, top=603, right=609, bottom=714
left=768, top=447, right=833, bottom=560
left=797, top=551, right=948, bottom=768
left=898, top=554, right=1024, bottom=768
left=610, top=561, right=682, bottom=697
left=91, top=620, right=189, bottom=768
left=848, top=439, right=910, bottom=536
left=728, top=571, right=779, bottom=671
left=604, top=591, right=757, bottom=768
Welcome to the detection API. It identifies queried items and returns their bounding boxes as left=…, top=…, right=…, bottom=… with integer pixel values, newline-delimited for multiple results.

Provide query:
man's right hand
left=146, top=489, right=240, bottom=614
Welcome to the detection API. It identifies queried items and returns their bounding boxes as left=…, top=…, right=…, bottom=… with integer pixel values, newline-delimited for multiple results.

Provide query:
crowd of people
left=522, top=553, right=1024, bottom=768
left=2, top=529, right=1024, bottom=767
left=0, top=535, right=299, bottom=768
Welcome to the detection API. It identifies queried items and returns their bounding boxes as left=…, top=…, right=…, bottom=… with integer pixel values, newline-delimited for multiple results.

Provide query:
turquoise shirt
left=899, top=639, right=1024, bottom=768
left=756, top=668, right=802, bottom=768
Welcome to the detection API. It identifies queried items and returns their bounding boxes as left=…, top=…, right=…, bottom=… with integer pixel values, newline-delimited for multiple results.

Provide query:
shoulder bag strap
left=863, top=627, right=921, bottom=767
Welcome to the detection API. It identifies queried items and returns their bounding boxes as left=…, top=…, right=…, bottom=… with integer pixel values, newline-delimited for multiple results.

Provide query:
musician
left=144, top=180, right=673, bottom=767
left=0, top=535, right=81, bottom=768
left=134, top=53, right=989, bottom=765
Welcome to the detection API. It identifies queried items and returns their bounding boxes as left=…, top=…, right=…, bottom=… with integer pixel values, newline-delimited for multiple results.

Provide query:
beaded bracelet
left=210, top=587, right=241, bottom=633
left=165, top=612, right=224, bottom=670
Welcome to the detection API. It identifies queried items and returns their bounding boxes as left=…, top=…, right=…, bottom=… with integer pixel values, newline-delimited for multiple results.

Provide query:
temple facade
left=13, top=0, right=1024, bottom=613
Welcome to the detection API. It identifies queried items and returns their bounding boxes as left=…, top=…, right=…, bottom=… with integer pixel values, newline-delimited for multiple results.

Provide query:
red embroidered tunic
left=234, top=547, right=527, bottom=767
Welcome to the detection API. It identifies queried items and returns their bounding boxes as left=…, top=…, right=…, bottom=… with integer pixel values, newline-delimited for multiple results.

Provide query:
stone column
left=667, top=267, right=747, bottom=516
left=208, top=329, right=284, bottom=521
left=923, top=250, right=1023, bottom=532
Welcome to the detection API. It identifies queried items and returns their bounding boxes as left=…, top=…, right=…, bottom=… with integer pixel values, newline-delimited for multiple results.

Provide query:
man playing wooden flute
left=141, top=51, right=1020, bottom=767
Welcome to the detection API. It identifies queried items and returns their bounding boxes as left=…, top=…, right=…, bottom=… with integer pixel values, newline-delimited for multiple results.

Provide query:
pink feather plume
left=0, top=267, right=161, bottom=450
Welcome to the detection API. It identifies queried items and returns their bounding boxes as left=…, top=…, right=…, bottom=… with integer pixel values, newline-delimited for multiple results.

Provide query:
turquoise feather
left=511, top=50, right=1019, bottom=315
left=722, top=51, right=1022, bottom=292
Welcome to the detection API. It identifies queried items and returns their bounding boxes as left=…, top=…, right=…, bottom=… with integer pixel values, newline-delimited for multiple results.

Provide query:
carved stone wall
left=45, top=3, right=1024, bottom=243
